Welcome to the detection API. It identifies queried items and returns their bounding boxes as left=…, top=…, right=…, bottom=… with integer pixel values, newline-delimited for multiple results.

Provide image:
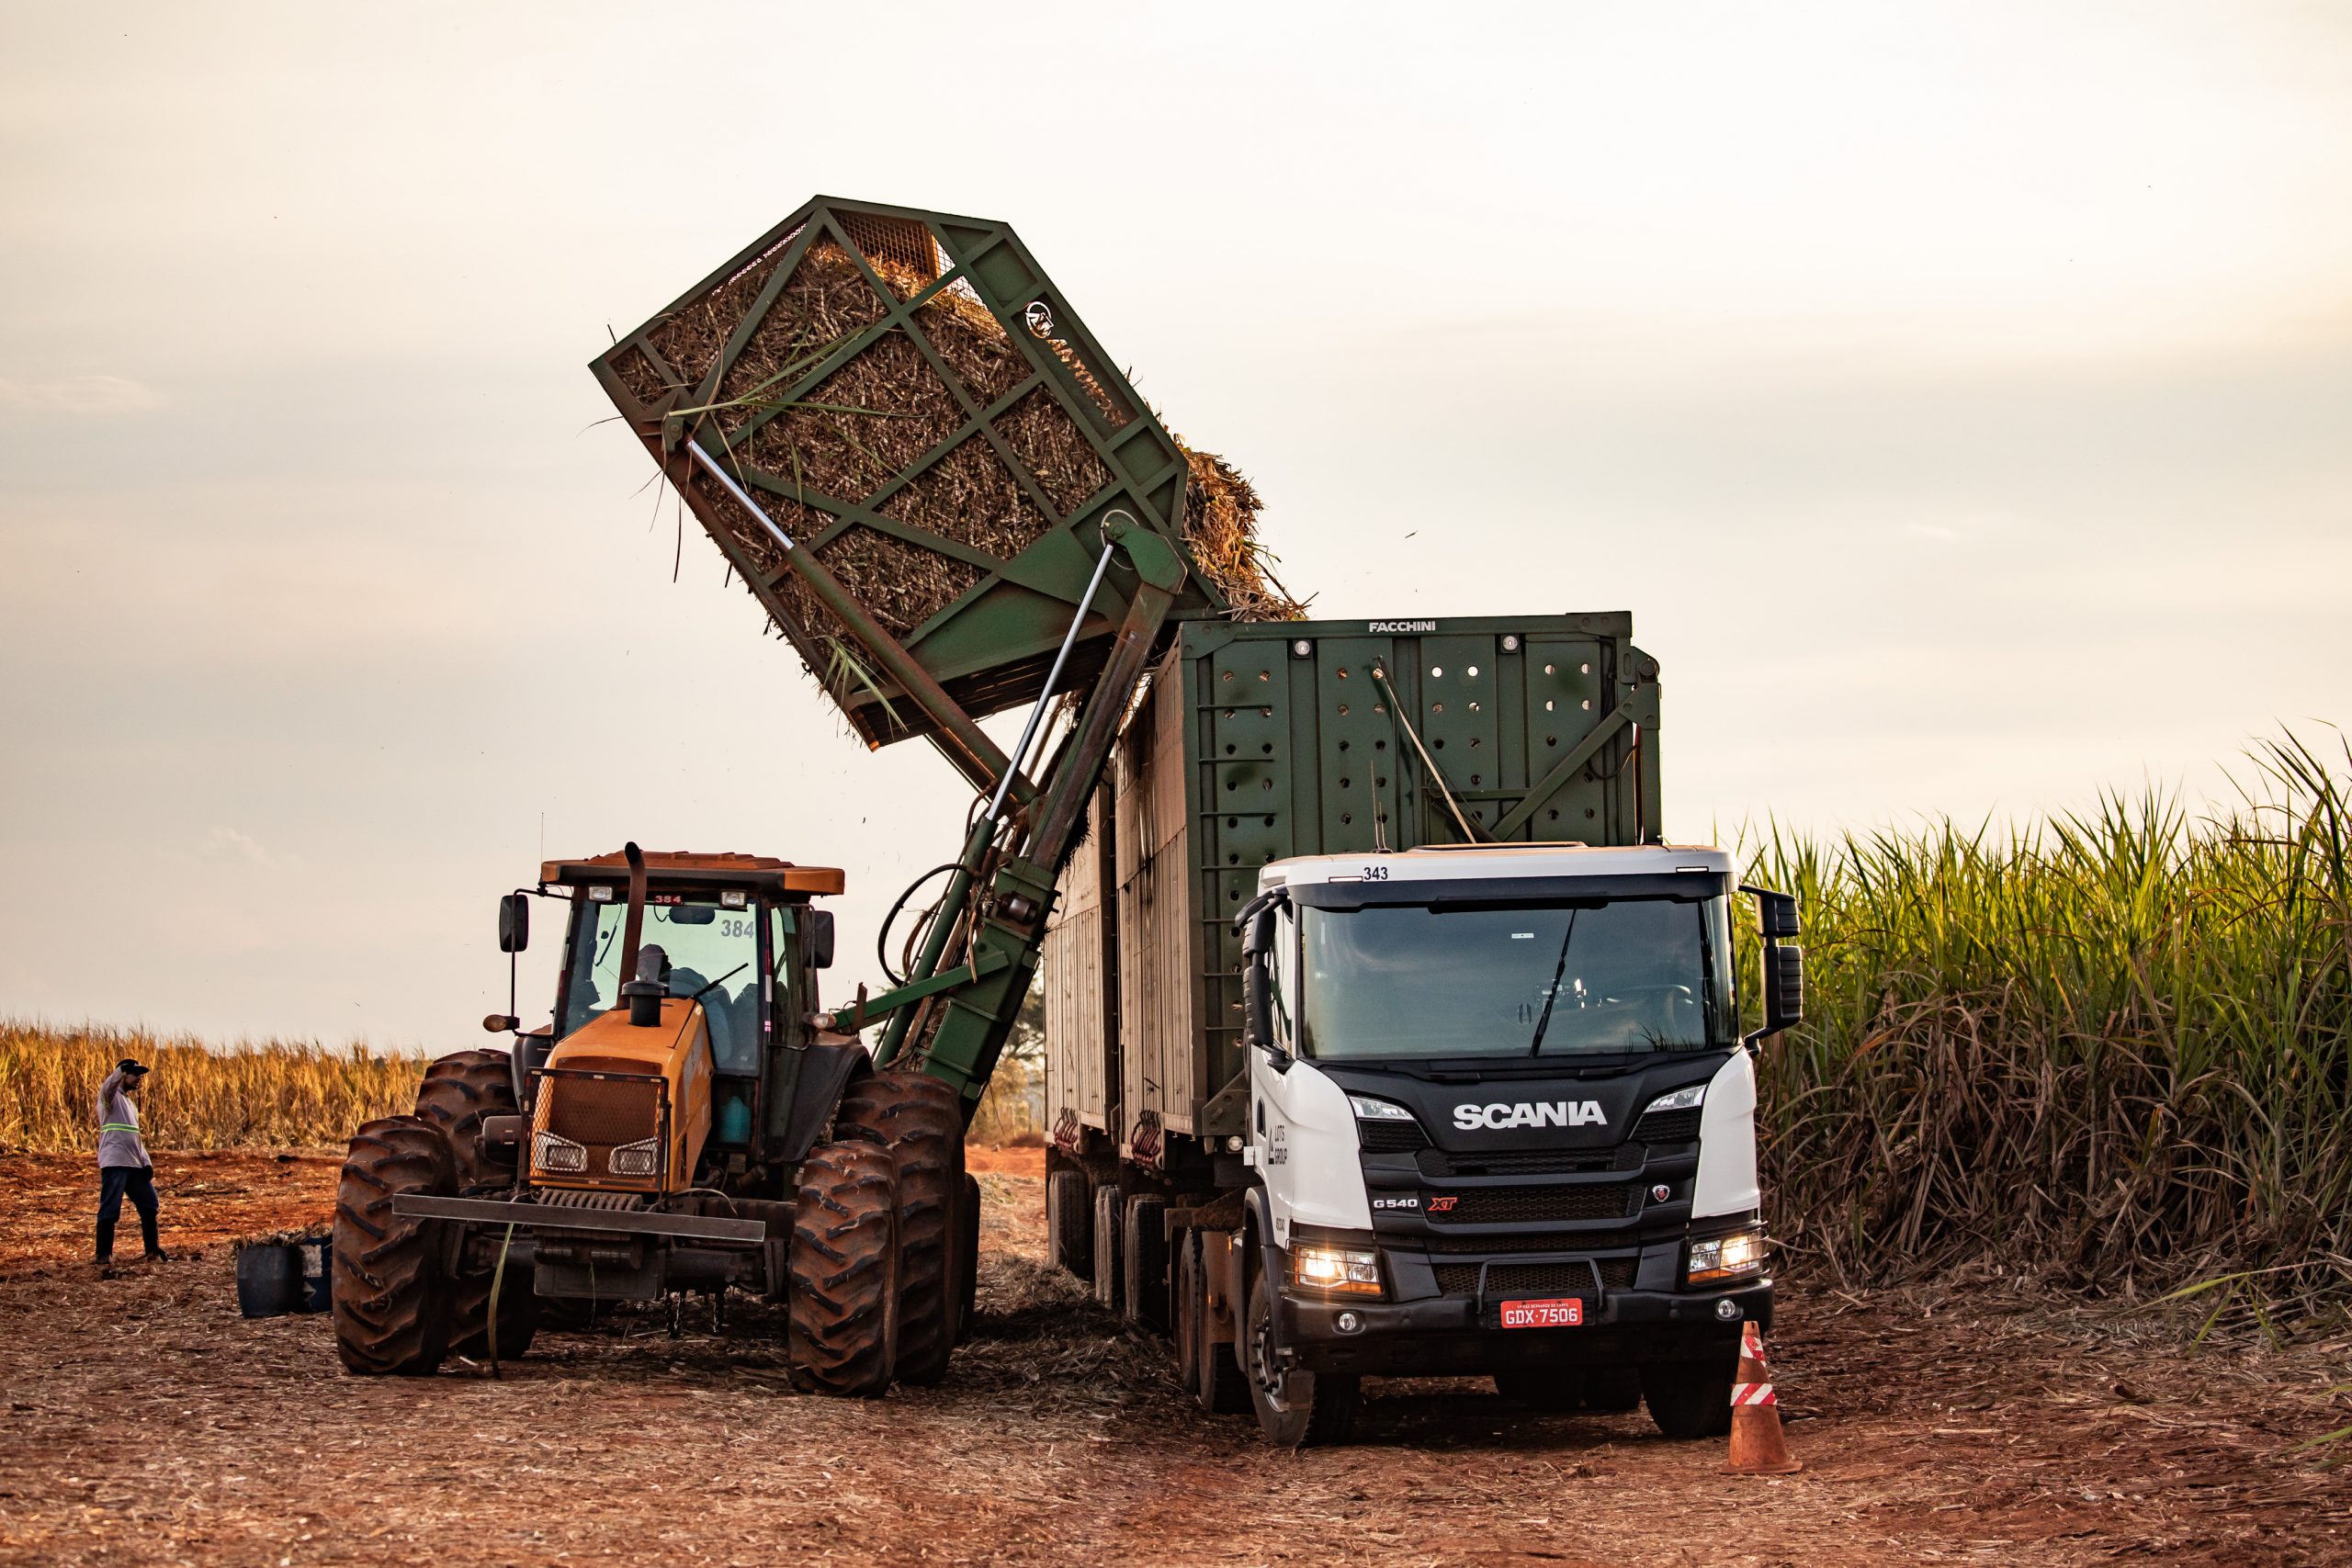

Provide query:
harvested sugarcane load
left=591, top=197, right=1299, bottom=754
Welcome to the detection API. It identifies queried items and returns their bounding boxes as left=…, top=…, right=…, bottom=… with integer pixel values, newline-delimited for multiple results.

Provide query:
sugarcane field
left=6, top=6, right=2352, bottom=1567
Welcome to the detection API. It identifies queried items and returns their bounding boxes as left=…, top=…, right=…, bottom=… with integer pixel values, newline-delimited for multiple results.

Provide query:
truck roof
left=1261, top=842, right=1732, bottom=892
left=541, top=851, right=845, bottom=899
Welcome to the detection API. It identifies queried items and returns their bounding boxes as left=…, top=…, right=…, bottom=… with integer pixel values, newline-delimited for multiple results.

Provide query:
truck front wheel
left=1641, top=1354, right=1736, bottom=1438
left=1244, top=1242, right=1359, bottom=1447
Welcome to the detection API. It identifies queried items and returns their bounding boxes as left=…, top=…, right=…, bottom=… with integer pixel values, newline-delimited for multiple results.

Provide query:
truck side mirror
left=1743, top=886, right=1801, bottom=941
left=499, top=893, right=530, bottom=954
left=1764, top=944, right=1804, bottom=1034
left=803, top=908, right=835, bottom=970
left=1239, top=907, right=1278, bottom=1055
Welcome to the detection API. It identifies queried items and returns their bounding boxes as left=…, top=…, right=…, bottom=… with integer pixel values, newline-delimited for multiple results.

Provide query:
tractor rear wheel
left=788, top=1139, right=902, bottom=1397
left=832, top=1070, right=964, bottom=1386
left=331, top=1115, right=457, bottom=1377
left=413, top=1048, right=536, bottom=1361
left=413, top=1049, right=517, bottom=1189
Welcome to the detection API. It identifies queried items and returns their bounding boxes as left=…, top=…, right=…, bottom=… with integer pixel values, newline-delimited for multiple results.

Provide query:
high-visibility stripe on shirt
left=101, top=1122, right=140, bottom=1134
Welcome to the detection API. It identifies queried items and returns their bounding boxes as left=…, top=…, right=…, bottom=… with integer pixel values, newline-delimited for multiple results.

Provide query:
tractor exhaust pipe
left=617, top=841, right=649, bottom=1007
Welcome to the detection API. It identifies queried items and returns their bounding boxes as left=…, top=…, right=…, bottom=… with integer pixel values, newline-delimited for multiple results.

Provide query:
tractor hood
left=531, top=999, right=716, bottom=1191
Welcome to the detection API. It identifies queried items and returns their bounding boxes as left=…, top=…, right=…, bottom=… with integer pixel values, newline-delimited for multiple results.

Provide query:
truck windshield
left=1296, top=897, right=1734, bottom=1060
left=560, top=897, right=765, bottom=1072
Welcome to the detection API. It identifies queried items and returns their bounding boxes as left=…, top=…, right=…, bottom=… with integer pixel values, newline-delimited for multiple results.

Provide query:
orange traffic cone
left=1723, top=1321, right=1802, bottom=1474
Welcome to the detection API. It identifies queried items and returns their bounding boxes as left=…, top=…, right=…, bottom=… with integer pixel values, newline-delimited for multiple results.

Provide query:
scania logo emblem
left=1453, top=1100, right=1607, bottom=1131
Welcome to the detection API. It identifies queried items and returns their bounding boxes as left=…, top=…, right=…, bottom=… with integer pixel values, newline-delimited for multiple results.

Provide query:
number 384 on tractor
left=330, top=842, right=978, bottom=1396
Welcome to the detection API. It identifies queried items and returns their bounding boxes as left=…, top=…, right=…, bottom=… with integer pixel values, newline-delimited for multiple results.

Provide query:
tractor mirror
left=498, top=893, right=530, bottom=954
left=804, top=908, right=836, bottom=970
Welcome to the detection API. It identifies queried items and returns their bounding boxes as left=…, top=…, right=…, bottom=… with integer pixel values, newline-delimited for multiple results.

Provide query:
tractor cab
left=506, top=848, right=845, bottom=1196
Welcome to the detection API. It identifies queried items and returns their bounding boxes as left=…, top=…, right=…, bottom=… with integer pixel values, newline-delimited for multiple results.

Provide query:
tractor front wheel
left=788, top=1140, right=902, bottom=1397
left=331, top=1115, right=457, bottom=1376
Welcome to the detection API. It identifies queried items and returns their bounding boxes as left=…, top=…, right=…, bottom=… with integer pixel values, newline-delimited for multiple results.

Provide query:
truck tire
left=331, top=1115, right=457, bottom=1377
left=1641, top=1354, right=1736, bottom=1438
left=1046, top=1168, right=1091, bottom=1279
left=1122, top=1193, right=1169, bottom=1333
left=1243, top=1241, right=1359, bottom=1446
left=413, top=1048, right=535, bottom=1360
left=833, top=1071, right=963, bottom=1386
left=955, top=1171, right=980, bottom=1345
left=1091, top=1183, right=1124, bottom=1311
left=789, top=1139, right=902, bottom=1397
left=1172, top=1230, right=1204, bottom=1392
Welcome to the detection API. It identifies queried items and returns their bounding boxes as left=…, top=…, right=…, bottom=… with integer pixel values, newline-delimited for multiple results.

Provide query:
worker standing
left=96, top=1058, right=167, bottom=1268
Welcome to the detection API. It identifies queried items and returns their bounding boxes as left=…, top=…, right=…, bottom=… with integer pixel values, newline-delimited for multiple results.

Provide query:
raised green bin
left=590, top=196, right=1224, bottom=750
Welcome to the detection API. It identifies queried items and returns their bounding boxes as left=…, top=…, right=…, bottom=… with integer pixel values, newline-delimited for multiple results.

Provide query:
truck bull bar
left=390, top=1194, right=766, bottom=1246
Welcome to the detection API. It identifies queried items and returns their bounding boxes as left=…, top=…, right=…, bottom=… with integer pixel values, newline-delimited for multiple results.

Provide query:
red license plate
left=1499, top=1297, right=1584, bottom=1328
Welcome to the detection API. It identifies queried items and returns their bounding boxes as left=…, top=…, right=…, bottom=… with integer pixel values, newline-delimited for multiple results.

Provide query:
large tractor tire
left=413, top=1048, right=536, bottom=1361
left=832, top=1070, right=964, bottom=1386
left=413, top=1049, right=517, bottom=1189
left=332, top=1115, right=457, bottom=1377
left=788, top=1139, right=902, bottom=1398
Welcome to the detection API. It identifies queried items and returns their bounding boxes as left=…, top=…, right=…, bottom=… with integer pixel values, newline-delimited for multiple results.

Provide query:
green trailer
left=1043, top=614, right=1663, bottom=1173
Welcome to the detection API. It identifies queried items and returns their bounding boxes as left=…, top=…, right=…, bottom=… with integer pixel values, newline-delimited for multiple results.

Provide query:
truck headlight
left=1347, top=1095, right=1416, bottom=1122
left=534, top=1131, right=587, bottom=1174
left=606, top=1137, right=662, bottom=1179
left=1645, top=1083, right=1707, bottom=1115
left=1292, top=1244, right=1383, bottom=1296
left=1686, top=1228, right=1767, bottom=1285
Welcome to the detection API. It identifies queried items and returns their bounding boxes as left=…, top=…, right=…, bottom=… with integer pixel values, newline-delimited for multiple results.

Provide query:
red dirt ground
left=0, top=1147, right=2345, bottom=1565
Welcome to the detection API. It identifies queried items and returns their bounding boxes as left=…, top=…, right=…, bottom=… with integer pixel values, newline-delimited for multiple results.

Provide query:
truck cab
left=1228, top=841, right=1802, bottom=1441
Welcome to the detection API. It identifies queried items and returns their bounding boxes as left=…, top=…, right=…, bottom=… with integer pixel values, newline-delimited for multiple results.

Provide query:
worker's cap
left=117, top=1058, right=150, bottom=1077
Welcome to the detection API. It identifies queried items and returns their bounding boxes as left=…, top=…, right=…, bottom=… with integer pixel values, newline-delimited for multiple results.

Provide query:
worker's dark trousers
left=96, top=1166, right=159, bottom=1260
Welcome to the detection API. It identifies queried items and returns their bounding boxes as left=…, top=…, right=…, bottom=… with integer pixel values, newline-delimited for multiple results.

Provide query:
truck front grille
left=1431, top=1257, right=1640, bottom=1297
left=1428, top=1181, right=1640, bottom=1224
left=1428, top=1228, right=1639, bottom=1254
left=1417, top=1145, right=1645, bottom=1178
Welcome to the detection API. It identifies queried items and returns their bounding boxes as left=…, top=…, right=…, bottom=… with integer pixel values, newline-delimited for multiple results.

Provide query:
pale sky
left=4, top=2, right=2348, bottom=1047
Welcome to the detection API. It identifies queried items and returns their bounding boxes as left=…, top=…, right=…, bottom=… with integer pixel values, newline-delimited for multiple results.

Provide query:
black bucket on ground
left=296, top=1238, right=332, bottom=1313
left=234, top=1243, right=299, bottom=1318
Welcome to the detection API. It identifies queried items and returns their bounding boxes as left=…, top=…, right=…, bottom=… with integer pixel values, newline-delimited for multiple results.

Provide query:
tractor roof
left=540, top=851, right=844, bottom=899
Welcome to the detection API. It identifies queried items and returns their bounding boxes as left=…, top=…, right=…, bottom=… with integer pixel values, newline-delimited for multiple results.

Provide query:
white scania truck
left=1043, top=616, right=1804, bottom=1445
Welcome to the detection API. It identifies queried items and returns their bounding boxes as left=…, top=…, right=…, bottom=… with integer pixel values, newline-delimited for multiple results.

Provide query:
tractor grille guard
left=528, top=1066, right=670, bottom=1192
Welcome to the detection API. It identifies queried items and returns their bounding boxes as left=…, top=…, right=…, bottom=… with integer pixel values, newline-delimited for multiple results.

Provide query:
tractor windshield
left=560, top=897, right=765, bottom=1071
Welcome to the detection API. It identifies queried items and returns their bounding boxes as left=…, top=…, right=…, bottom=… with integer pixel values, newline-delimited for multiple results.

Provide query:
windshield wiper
left=1525, top=909, right=1579, bottom=1057
left=685, top=962, right=750, bottom=1002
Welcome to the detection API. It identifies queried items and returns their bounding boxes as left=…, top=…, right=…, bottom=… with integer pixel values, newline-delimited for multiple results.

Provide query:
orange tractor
left=331, top=844, right=976, bottom=1394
